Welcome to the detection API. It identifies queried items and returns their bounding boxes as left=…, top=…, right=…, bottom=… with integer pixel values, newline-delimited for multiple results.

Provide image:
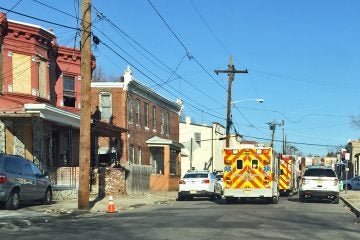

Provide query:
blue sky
left=2, top=0, right=360, bottom=156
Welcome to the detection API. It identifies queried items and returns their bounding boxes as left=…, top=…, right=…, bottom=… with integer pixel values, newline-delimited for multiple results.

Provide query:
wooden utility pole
left=267, top=121, right=281, bottom=148
left=78, top=0, right=91, bottom=210
left=214, top=56, right=248, bottom=148
left=282, top=120, right=285, bottom=154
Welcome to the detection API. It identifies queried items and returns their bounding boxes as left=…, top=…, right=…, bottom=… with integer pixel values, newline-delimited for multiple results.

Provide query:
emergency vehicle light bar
left=224, top=149, right=238, bottom=155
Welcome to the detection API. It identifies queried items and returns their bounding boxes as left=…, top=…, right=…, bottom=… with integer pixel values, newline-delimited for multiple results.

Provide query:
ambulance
left=279, top=154, right=298, bottom=196
left=223, top=144, right=279, bottom=204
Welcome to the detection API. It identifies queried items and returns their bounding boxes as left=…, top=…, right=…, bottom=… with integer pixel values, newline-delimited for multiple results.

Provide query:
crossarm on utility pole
left=214, top=56, right=248, bottom=148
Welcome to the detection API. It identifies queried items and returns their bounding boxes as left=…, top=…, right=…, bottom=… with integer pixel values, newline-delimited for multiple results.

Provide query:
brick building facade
left=0, top=13, right=125, bottom=196
left=91, top=67, right=183, bottom=192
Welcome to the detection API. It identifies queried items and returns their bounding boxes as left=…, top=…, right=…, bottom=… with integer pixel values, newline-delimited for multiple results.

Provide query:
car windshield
left=304, top=168, right=336, bottom=177
left=184, top=173, right=208, bottom=178
left=215, top=174, right=222, bottom=180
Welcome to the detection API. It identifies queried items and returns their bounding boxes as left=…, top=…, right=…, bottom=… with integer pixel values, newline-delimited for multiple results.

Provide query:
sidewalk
left=46, top=191, right=179, bottom=215
left=340, top=190, right=360, bottom=218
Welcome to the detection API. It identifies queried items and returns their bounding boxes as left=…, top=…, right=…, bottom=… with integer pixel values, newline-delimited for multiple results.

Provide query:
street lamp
left=226, top=98, right=264, bottom=148
left=231, top=98, right=264, bottom=104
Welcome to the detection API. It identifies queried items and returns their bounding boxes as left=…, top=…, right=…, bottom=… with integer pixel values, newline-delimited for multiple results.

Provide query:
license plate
left=190, top=190, right=197, bottom=194
left=243, top=190, right=251, bottom=195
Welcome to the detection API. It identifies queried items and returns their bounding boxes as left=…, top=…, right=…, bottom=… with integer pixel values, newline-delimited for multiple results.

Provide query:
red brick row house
left=0, top=13, right=126, bottom=197
left=91, top=67, right=183, bottom=193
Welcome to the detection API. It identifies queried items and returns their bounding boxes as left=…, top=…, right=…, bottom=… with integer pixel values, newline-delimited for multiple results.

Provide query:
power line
left=145, top=0, right=228, bottom=92
left=5, top=0, right=24, bottom=14
left=99, top=40, right=225, bottom=121
left=146, top=0, right=191, bottom=57
left=29, top=1, right=229, bottom=113
left=188, top=0, right=231, bottom=56
left=0, top=6, right=80, bottom=31
left=243, top=134, right=343, bottom=148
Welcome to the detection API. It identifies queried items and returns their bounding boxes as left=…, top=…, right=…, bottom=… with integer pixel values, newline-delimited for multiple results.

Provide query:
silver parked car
left=0, top=154, right=52, bottom=210
left=178, top=170, right=222, bottom=200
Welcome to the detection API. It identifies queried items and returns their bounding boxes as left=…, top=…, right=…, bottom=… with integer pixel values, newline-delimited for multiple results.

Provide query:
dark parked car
left=0, top=153, right=52, bottom=210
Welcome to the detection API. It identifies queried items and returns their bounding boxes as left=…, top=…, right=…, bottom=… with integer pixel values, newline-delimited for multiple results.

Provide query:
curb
left=340, top=196, right=360, bottom=218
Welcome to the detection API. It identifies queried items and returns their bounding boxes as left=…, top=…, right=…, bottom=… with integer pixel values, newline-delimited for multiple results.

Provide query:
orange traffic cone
left=106, top=194, right=118, bottom=213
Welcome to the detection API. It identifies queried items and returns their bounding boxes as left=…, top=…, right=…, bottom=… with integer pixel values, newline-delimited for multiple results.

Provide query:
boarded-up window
left=38, top=60, right=47, bottom=99
left=23, top=125, right=33, bottom=160
left=12, top=53, right=31, bottom=94
left=100, top=93, right=112, bottom=121
left=5, top=126, right=14, bottom=155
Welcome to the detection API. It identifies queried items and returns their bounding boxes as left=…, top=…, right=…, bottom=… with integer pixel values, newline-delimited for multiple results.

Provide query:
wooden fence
left=125, top=164, right=152, bottom=195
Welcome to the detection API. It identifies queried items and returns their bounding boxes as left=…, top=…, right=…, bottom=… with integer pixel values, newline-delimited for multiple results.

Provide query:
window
left=144, top=103, right=149, bottom=128
left=161, top=111, right=165, bottom=134
left=64, top=75, right=75, bottom=92
left=150, top=147, right=164, bottom=174
left=170, top=148, right=177, bottom=175
left=194, top=132, right=201, bottom=146
left=165, top=111, right=170, bottom=135
left=135, top=99, right=140, bottom=126
left=152, top=106, right=156, bottom=129
left=38, top=60, right=47, bottom=99
left=236, top=159, right=243, bottom=169
left=21, top=161, right=34, bottom=176
left=100, top=92, right=112, bottom=121
left=184, top=173, right=208, bottom=178
left=129, top=145, right=134, bottom=164
left=252, top=159, right=259, bottom=169
left=63, top=75, right=76, bottom=107
left=304, top=168, right=336, bottom=177
left=128, top=98, right=133, bottom=124
left=138, top=146, right=142, bottom=165
left=161, top=110, right=170, bottom=135
left=12, top=53, right=31, bottom=94
left=4, top=157, right=21, bottom=174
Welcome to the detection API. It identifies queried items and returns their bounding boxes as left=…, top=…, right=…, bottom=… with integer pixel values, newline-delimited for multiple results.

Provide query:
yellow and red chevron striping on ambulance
left=223, top=147, right=273, bottom=190
left=279, top=155, right=295, bottom=192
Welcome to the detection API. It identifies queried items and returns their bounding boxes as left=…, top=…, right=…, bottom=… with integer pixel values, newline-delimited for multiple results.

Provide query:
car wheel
left=42, top=188, right=52, bottom=205
left=271, top=196, right=279, bottom=204
left=345, top=184, right=352, bottom=190
left=5, top=190, right=20, bottom=210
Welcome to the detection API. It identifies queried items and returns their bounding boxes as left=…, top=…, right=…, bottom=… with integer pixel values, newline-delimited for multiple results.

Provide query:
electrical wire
left=5, top=0, right=24, bottom=14
left=0, top=7, right=80, bottom=31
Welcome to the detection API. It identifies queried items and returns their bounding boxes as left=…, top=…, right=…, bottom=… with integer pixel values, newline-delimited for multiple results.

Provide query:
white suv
left=178, top=170, right=222, bottom=200
left=299, top=166, right=340, bottom=204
